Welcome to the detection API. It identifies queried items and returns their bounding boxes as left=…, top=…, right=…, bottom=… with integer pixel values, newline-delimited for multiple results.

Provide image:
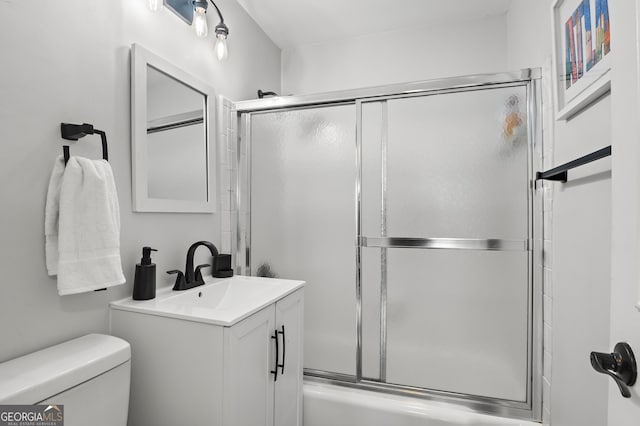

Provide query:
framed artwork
left=551, top=0, right=611, bottom=120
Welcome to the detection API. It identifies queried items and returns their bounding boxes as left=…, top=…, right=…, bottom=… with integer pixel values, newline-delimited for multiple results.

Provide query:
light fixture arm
left=205, top=0, right=229, bottom=59
left=208, top=0, right=225, bottom=27
left=209, top=0, right=229, bottom=38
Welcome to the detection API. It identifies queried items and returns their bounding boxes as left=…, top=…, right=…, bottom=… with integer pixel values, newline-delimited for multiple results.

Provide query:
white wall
left=608, top=0, right=640, bottom=423
left=0, top=0, right=280, bottom=362
left=550, top=97, right=612, bottom=426
left=281, top=13, right=508, bottom=95
left=506, top=1, right=552, bottom=71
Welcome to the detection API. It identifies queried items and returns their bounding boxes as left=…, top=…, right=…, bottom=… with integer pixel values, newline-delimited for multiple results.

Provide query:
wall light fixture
left=154, top=0, right=229, bottom=60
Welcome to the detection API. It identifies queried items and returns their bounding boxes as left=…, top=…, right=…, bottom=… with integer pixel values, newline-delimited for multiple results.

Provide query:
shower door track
left=235, top=69, right=540, bottom=112
left=234, top=68, right=543, bottom=422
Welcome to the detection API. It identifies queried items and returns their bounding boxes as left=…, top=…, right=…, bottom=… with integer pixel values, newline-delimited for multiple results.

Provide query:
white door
left=608, top=0, right=640, bottom=424
left=274, top=289, right=305, bottom=426
left=223, top=305, right=276, bottom=426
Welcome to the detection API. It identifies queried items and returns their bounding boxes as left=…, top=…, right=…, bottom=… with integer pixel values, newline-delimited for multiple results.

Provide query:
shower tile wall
left=541, top=66, right=555, bottom=425
left=218, top=96, right=237, bottom=255
left=542, top=181, right=553, bottom=426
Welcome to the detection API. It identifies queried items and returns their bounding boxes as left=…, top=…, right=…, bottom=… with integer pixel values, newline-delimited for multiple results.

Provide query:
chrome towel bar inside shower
left=359, top=237, right=528, bottom=251
left=536, top=145, right=611, bottom=183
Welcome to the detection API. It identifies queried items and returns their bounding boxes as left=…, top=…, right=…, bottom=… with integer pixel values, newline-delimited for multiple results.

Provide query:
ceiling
left=235, top=0, right=513, bottom=50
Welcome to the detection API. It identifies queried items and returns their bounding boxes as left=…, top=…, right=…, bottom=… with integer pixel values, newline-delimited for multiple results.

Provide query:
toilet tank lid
left=0, top=334, right=130, bottom=404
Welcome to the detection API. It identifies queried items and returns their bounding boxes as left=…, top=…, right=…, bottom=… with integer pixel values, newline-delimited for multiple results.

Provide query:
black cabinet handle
left=278, top=325, right=286, bottom=375
left=271, top=330, right=279, bottom=382
left=590, top=342, right=637, bottom=398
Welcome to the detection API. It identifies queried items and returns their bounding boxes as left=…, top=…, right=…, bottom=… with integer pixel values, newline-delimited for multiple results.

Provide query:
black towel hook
left=60, top=123, right=109, bottom=165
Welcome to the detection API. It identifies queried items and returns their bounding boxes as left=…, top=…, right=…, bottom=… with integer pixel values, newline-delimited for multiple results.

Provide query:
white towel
left=45, top=155, right=65, bottom=276
left=55, top=157, right=125, bottom=295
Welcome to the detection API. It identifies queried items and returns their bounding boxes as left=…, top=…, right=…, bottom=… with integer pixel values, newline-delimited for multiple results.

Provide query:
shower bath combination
left=234, top=69, right=544, bottom=422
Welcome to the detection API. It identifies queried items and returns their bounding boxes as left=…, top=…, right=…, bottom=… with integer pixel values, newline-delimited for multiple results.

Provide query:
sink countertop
left=110, top=275, right=305, bottom=327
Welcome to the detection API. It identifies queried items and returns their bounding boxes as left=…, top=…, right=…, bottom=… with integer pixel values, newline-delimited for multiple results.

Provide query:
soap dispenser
left=133, top=247, right=158, bottom=300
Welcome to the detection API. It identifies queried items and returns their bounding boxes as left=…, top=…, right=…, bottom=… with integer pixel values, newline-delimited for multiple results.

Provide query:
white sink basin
left=110, top=275, right=305, bottom=326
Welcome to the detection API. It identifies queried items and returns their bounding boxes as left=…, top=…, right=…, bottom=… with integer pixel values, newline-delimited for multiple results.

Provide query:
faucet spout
left=185, top=241, right=219, bottom=284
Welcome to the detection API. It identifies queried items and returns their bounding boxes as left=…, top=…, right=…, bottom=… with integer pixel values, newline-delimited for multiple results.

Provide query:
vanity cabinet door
left=274, top=289, right=304, bottom=426
left=223, top=304, right=276, bottom=426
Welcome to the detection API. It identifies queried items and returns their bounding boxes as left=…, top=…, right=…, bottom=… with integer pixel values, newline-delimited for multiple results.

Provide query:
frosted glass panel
left=244, top=81, right=534, bottom=405
left=385, top=249, right=529, bottom=401
left=250, top=105, right=356, bottom=376
left=382, top=88, right=528, bottom=239
left=361, top=247, right=381, bottom=380
left=361, top=102, right=383, bottom=238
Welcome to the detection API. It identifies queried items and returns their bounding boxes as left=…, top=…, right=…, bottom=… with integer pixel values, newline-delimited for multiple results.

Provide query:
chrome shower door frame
left=234, top=69, right=543, bottom=422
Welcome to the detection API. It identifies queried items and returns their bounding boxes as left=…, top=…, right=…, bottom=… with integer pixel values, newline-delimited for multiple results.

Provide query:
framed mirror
left=131, top=43, right=216, bottom=213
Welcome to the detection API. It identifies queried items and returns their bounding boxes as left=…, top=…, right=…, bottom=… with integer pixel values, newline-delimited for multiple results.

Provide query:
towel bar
left=59, top=122, right=111, bottom=292
left=60, top=123, right=109, bottom=165
left=536, top=146, right=611, bottom=182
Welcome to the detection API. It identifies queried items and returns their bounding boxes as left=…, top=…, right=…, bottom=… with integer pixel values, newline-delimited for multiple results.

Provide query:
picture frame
left=551, top=0, right=612, bottom=120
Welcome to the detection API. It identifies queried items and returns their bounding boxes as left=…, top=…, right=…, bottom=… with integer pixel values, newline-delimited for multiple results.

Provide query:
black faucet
left=185, top=241, right=219, bottom=283
left=167, top=241, right=219, bottom=291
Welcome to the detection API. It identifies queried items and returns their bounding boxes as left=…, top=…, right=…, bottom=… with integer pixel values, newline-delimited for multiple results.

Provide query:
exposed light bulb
left=148, top=0, right=161, bottom=11
left=194, top=7, right=208, bottom=37
left=215, top=34, right=228, bottom=60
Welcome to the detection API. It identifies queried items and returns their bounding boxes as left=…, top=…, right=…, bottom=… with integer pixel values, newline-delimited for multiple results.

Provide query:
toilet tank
left=0, top=334, right=131, bottom=426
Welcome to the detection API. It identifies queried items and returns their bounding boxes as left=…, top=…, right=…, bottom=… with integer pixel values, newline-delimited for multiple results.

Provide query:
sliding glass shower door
left=359, top=87, right=530, bottom=402
left=238, top=72, right=540, bottom=417
left=247, top=105, right=357, bottom=377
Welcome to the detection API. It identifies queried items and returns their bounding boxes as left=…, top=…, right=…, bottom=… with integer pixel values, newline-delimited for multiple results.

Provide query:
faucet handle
left=167, top=270, right=186, bottom=291
left=195, top=264, right=211, bottom=283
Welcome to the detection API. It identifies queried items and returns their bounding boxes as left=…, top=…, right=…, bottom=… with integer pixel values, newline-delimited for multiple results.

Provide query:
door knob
left=590, top=342, right=637, bottom=398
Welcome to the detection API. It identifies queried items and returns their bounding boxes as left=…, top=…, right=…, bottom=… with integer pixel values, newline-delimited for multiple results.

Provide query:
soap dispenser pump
left=133, top=247, right=158, bottom=300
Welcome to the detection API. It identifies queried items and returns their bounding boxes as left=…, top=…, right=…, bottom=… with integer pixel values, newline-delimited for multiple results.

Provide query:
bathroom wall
left=0, top=0, right=280, bottom=362
left=549, top=97, right=611, bottom=426
left=281, top=13, right=509, bottom=95
left=607, top=0, right=640, bottom=423
left=506, top=1, right=612, bottom=425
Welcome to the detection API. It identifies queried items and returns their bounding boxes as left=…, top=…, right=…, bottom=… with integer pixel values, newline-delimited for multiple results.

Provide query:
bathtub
left=303, top=381, right=540, bottom=426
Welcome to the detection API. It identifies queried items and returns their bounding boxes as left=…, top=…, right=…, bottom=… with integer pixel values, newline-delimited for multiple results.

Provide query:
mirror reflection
left=131, top=43, right=215, bottom=213
left=146, top=66, right=208, bottom=202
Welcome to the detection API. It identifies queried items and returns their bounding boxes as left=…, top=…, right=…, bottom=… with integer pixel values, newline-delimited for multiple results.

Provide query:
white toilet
left=0, top=333, right=131, bottom=426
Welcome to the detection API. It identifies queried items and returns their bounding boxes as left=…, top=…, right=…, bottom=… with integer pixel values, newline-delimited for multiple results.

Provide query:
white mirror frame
left=131, top=43, right=216, bottom=213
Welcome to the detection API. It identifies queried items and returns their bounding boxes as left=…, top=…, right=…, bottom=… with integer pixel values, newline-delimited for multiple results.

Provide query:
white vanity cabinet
left=223, top=289, right=303, bottom=426
left=109, top=276, right=304, bottom=426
